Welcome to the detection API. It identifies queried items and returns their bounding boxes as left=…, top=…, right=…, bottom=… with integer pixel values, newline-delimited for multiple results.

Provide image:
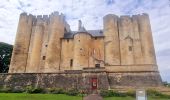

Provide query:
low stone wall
left=108, top=72, right=162, bottom=88
left=0, top=71, right=162, bottom=92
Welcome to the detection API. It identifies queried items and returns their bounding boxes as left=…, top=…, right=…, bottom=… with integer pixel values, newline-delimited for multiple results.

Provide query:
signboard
left=136, top=89, right=147, bottom=100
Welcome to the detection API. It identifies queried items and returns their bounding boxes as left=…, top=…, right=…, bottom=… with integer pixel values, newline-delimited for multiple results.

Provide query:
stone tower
left=9, top=12, right=70, bottom=73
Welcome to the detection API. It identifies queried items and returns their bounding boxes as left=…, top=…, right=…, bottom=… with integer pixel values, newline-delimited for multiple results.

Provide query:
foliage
left=47, top=88, right=65, bottom=94
left=100, top=90, right=127, bottom=97
left=66, top=88, right=79, bottom=96
left=0, top=87, right=12, bottom=93
left=0, top=42, right=13, bottom=73
left=147, top=89, right=170, bottom=98
left=25, top=86, right=45, bottom=93
left=163, top=81, right=170, bottom=87
left=126, top=90, right=135, bottom=97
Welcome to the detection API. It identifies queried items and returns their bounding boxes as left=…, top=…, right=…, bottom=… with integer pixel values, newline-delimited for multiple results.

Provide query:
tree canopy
left=0, top=42, right=13, bottom=73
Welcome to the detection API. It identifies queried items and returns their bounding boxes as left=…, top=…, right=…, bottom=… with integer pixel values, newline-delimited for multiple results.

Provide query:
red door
left=91, top=78, right=97, bottom=90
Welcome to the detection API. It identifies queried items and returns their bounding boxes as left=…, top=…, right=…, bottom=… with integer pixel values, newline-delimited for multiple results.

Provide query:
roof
left=64, top=30, right=104, bottom=39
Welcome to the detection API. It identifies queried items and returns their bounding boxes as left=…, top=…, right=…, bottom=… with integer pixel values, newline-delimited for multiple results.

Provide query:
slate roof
left=63, top=29, right=104, bottom=39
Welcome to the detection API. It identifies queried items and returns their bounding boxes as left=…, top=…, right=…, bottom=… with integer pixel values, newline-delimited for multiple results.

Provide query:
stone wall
left=0, top=71, right=162, bottom=92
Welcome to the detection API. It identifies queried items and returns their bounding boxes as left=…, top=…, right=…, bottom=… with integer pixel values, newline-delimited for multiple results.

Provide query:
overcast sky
left=0, top=0, right=170, bottom=82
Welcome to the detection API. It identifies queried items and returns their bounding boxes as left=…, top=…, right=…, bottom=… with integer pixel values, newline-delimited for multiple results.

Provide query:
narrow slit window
left=70, top=59, right=73, bottom=67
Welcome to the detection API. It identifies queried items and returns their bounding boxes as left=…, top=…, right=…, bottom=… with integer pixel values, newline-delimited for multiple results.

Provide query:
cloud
left=0, top=0, right=170, bottom=82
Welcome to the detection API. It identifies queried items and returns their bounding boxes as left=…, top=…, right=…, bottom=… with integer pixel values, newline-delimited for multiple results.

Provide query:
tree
left=0, top=42, right=13, bottom=73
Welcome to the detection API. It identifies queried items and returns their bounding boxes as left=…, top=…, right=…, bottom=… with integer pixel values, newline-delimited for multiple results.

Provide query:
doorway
left=91, top=78, right=97, bottom=90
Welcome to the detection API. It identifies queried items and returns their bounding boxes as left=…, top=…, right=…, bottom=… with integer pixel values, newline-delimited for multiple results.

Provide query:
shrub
left=66, top=88, right=79, bottom=96
left=11, top=86, right=24, bottom=93
left=25, top=86, right=45, bottom=93
left=147, top=89, right=162, bottom=97
left=126, top=90, right=135, bottom=97
left=48, top=88, right=65, bottom=94
left=100, top=90, right=126, bottom=97
left=163, top=81, right=170, bottom=87
left=25, top=86, right=34, bottom=93
left=11, top=89, right=24, bottom=93
left=0, top=87, right=12, bottom=93
left=147, top=89, right=170, bottom=98
left=31, top=88, right=45, bottom=93
left=100, top=90, right=109, bottom=97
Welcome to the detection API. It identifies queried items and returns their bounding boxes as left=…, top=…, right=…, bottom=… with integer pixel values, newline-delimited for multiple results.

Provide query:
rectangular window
left=129, top=46, right=132, bottom=51
left=95, top=64, right=100, bottom=68
left=43, top=56, right=46, bottom=60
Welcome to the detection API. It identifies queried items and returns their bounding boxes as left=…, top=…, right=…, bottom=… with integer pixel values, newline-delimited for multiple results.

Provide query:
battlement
left=20, top=11, right=67, bottom=27
left=103, top=13, right=149, bottom=22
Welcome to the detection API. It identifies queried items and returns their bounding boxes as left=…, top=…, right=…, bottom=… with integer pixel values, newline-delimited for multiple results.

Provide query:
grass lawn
left=0, top=93, right=169, bottom=100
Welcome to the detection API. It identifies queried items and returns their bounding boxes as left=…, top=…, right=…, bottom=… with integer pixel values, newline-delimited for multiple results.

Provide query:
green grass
left=0, top=93, right=169, bottom=100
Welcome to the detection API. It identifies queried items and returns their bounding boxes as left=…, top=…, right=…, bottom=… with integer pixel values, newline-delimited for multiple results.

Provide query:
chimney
left=78, top=20, right=82, bottom=31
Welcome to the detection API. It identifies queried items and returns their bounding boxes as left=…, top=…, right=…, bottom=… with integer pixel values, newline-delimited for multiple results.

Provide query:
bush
left=11, top=89, right=24, bottom=93
left=163, top=81, right=170, bottom=87
left=147, top=89, right=170, bottom=98
left=147, top=89, right=162, bottom=97
left=126, top=90, right=135, bottom=97
left=25, top=86, right=45, bottom=94
left=100, top=90, right=126, bottom=97
left=0, top=87, right=12, bottom=93
left=100, top=90, right=109, bottom=97
left=11, top=86, right=25, bottom=93
left=66, top=88, right=79, bottom=96
left=48, top=88, right=65, bottom=94
left=25, top=86, right=34, bottom=93
left=31, top=88, right=45, bottom=93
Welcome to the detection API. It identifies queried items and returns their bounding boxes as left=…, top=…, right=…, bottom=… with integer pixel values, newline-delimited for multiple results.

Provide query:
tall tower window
left=70, top=59, right=73, bottom=67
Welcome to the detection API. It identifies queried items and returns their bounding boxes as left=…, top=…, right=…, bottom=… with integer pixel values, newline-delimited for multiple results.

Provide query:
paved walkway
left=83, top=94, right=103, bottom=100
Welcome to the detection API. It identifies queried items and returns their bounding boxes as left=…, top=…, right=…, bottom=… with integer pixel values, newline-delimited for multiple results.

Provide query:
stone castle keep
left=9, top=11, right=158, bottom=73
left=1, top=12, right=162, bottom=91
